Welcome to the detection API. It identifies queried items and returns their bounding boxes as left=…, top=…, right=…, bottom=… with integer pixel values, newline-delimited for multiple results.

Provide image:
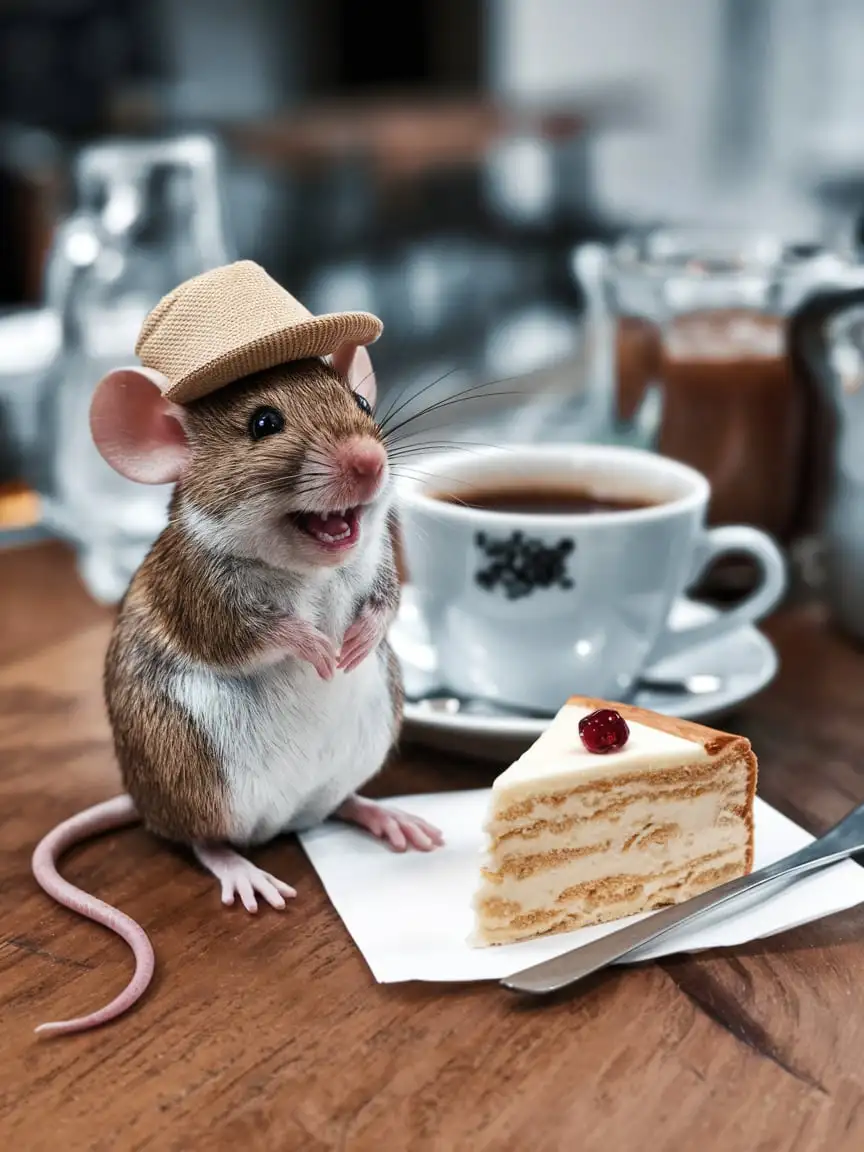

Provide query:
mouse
left=30, top=263, right=444, bottom=1037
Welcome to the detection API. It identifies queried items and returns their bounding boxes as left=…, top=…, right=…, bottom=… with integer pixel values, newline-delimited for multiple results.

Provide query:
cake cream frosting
left=471, top=694, right=757, bottom=946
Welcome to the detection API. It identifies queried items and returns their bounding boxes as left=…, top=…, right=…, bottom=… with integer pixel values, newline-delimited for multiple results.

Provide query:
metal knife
left=500, top=799, right=864, bottom=995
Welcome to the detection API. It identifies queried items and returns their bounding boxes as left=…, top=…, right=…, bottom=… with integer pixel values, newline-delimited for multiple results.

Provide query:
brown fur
left=104, top=582, right=231, bottom=842
left=134, top=519, right=295, bottom=669
left=383, top=639, right=404, bottom=743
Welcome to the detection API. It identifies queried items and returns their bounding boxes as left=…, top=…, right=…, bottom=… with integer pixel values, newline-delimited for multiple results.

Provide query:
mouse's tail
left=30, top=793, right=155, bottom=1037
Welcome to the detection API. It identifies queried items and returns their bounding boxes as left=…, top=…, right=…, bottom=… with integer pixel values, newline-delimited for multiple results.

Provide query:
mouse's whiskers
left=380, top=381, right=524, bottom=444
left=377, top=369, right=521, bottom=439
left=389, top=465, right=480, bottom=493
left=375, top=367, right=463, bottom=434
left=386, top=439, right=509, bottom=459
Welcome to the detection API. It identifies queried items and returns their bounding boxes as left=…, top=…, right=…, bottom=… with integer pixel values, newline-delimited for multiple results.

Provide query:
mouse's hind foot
left=193, top=843, right=297, bottom=912
left=335, top=794, right=445, bottom=852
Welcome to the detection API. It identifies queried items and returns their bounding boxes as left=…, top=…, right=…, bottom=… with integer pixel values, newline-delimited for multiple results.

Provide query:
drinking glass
left=32, top=135, right=230, bottom=602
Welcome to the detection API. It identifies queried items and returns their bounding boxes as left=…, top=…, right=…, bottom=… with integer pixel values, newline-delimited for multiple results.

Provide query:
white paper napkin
left=297, top=791, right=864, bottom=983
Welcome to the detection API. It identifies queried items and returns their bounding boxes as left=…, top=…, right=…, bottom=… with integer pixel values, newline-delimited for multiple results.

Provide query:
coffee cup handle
left=648, top=525, right=787, bottom=664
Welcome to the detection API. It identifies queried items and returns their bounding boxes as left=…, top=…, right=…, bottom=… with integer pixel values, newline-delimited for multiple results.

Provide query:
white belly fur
left=170, top=651, right=394, bottom=845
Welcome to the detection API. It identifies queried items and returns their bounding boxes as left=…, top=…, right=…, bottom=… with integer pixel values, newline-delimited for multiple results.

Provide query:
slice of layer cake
left=471, top=695, right=757, bottom=946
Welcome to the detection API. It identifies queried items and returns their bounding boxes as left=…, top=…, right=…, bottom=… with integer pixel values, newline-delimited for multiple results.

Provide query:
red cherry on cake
left=578, top=708, right=630, bottom=753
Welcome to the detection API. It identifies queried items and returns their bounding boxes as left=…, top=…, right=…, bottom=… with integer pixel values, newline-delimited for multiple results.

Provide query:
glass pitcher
left=32, top=135, right=230, bottom=603
left=573, top=227, right=855, bottom=547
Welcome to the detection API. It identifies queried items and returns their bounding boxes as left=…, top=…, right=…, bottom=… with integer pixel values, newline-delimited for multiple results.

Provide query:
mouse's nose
left=334, top=437, right=386, bottom=499
left=345, top=441, right=385, bottom=481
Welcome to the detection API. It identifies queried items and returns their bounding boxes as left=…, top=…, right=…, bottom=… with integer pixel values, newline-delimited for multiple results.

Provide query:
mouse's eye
left=353, top=392, right=372, bottom=416
left=249, top=407, right=285, bottom=440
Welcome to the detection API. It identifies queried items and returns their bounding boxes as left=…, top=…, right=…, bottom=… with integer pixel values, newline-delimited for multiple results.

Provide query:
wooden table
left=2, top=541, right=864, bottom=1151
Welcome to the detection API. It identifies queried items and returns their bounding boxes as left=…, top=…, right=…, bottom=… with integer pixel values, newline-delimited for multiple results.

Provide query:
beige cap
left=134, top=260, right=383, bottom=404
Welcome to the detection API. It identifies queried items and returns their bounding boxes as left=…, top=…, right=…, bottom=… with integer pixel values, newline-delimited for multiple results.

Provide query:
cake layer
left=481, top=769, right=751, bottom=893
left=473, top=845, right=746, bottom=945
left=485, top=752, right=746, bottom=840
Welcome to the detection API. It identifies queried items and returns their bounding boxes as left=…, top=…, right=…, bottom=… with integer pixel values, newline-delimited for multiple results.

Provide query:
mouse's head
left=90, top=344, right=391, bottom=571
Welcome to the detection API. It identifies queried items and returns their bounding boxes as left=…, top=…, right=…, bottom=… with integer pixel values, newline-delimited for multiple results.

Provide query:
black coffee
left=433, top=483, right=658, bottom=515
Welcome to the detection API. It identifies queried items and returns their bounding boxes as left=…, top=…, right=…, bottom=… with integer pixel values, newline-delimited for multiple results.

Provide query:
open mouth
left=291, top=506, right=361, bottom=550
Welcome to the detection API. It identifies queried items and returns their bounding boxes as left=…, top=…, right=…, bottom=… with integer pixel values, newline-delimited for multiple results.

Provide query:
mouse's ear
left=89, top=367, right=190, bottom=484
left=332, top=343, right=377, bottom=407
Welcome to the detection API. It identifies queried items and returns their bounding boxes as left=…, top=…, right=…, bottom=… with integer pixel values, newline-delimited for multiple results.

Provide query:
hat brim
left=162, top=311, right=383, bottom=404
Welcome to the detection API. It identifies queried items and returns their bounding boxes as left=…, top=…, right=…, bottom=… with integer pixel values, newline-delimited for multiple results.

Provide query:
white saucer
left=390, top=588, right=779, bottom=762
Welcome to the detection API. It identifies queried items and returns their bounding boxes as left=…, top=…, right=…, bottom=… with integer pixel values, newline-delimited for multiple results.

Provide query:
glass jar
left=575, top=226, right=855, bottom=543
left=32, top=134, right=230, bottom=602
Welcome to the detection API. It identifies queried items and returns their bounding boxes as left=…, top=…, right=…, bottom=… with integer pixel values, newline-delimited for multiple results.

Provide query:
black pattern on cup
left=474, top=530, right=575, bottom=600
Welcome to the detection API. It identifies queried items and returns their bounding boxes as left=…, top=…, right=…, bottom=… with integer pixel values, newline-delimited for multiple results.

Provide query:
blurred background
left=4, top=0, right=864, bottom=613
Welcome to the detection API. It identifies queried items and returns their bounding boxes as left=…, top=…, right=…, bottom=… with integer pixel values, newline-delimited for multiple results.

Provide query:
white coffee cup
left=395, top=444, right=787, bottom=713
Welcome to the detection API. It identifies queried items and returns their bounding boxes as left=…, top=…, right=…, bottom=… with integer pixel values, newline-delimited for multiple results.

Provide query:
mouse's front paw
left=337, top=606, right=387, bottom=672
left=274, top=617, right=338, bottom=680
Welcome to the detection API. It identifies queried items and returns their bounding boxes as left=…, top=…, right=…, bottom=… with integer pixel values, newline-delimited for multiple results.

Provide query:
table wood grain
left=2, top=542, right=864, bottom=1151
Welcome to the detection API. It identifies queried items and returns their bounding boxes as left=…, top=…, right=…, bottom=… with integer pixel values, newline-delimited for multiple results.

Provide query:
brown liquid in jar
left=659, top=310, right=802, bottom=536
left=616, top=315, right=661, bottom=425
left=616, top=309, right=804, bottom=541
